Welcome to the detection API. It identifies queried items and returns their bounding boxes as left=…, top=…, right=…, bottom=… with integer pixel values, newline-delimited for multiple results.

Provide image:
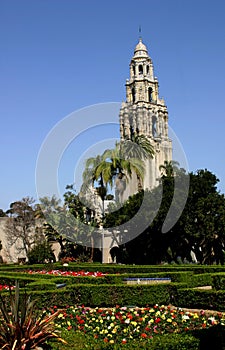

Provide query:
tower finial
left=139, top=25, right=142, bottom=41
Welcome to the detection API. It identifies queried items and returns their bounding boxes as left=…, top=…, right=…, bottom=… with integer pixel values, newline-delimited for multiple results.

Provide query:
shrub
left=0, top=281, right=66, bottom=349
left=27, top=242, right=56, bottom=264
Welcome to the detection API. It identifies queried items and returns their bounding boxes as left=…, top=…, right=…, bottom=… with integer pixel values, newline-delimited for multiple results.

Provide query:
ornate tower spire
left=119, top=38, right=172, bottom=197
left=125, top=38, right=159, bottom=106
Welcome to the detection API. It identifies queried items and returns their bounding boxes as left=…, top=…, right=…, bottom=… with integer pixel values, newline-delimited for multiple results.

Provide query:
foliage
left=51, top=304, right=220, bottom=347
left=0, top=209, right=7, bottom=217
left=27, top=241, right=56, bottom=264
left=82, top=135, right=153, bottom=206
left=104, top=168, right=225, bottom=265
left=0, top=281, right=66, bottom=349
left=5, top=197, right=42, bottom=257
left=175, top=288, right=225, bottom=311
left=49, top=329, right=200, bottom=349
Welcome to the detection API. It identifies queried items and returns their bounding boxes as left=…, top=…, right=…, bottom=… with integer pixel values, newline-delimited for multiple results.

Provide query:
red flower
left=104, top=338, right=109, bottom=342
left=141, top=333, right=148, bottom=338
left=155, top=317, right=161, bottom=323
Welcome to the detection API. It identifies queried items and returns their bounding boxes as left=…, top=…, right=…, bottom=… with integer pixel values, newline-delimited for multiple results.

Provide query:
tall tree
left=159, top=160, right=181, bottom=178
left=104, top=168, right=225, bottom=265
left=5, top=197, right=42, bottom=257
left=121, top=133, right=154, bottom=160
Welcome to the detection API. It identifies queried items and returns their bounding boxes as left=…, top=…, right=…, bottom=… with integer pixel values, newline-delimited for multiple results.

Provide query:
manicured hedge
left=1, top=263, right=225, bottom=310
left=175, top=288, right=225, bottom=311
left=1, top=262, right=225, bottom=274
left=10, top=283, right=172, bottom=308
left=0, top=273, right=35, bottom=286
left=211, top=273, right=225, bottom=290
left=190, top=273, right=213, bottom=288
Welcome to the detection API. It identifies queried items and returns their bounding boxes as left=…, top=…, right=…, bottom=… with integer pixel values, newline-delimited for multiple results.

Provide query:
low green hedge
left=212, top=273, right=225, bottom=290
left=24, top=280, right=57, bottom=291
left=190, top=273, right=213, bottom=288
left=2, top=262, right=224, bottom=274
left=16, top=283, right=171, bottom=308
left=0, top=273, right=35, bottom=287
left=175, top=288, right=225, bottom=311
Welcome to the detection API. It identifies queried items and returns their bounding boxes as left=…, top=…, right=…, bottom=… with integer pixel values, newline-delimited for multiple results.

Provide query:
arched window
left=148, top=87, right=153, bottom=102
left=146, top=65, right=149, bottom=74
left=130, top=125, right=134, bottom=137
left=138, top=64, right=143, bottom=75
left=132, top=66, right=136, bottom=75
left=152, top=116, right=157, bottom=137
left=132, top=88, right=135, bottom=103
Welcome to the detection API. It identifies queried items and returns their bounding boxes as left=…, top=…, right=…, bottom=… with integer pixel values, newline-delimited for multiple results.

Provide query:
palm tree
left=83, top=141, right=146, bottom=207
left=98, top=143, right=145, bottom=202
left=159, top=160, right=181, bottom=178
left=121, top=133, right=154, bottom=191
left=82, top=154, right=108, bottom=217
left=121, top=133, right=154, bottom=160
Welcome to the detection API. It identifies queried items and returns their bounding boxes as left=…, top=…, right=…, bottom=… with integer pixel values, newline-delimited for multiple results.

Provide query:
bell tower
left=119, top=38, right=172, bottom=199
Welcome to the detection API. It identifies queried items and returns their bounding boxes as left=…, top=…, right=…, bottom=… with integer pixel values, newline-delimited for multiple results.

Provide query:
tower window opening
left=152, top=116, right=157, bottom=137
left=132, top=66, right=135, bottom=75
left=132, top=88, right=135, bottom=103
left=147, top=65, right=149, bottom=74
left=148, top=87, right=153, bottom=102
left=130, top=125, right=134, bottom=137
left=138, top=64, right=143, bottom=75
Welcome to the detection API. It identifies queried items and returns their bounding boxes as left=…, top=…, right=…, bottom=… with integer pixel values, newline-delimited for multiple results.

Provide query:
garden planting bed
left=1, top=264, right=225, bottom=349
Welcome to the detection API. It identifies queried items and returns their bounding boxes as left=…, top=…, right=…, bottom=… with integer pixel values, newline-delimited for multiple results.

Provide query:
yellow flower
left=167, top=318, right=172, bottom=323
left=109, top=340, right=114, bottom=344
left=131, top=321, right=137, bottom=326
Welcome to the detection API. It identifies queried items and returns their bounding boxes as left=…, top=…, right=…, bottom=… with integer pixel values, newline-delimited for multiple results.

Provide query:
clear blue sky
left=1, top=0, right=225, bottom=211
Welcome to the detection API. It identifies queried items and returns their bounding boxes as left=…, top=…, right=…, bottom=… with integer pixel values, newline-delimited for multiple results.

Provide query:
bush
left=0, top=281, right=65, bottom=349
left=27, top=242, right=56, bottom=264
left=175, top=288, right=225, bottom=311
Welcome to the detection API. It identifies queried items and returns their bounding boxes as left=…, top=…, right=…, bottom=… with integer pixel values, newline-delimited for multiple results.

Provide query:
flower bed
left=0, top=284, right=14, bottom=290
left=27, top=270, right=106, bottom=277
left=52, top=304, right=225, bottom=345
